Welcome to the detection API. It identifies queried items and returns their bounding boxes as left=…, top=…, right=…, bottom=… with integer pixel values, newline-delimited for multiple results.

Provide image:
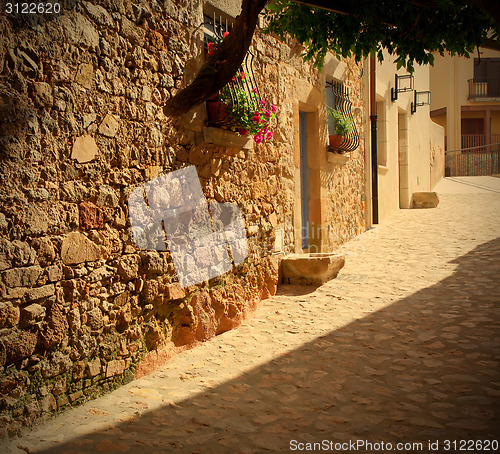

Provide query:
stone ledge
left=281, top=253, right=345, bottom=285
left=327, top=152, right=350, bottom=165
left=411, top=192, right=439, bottom=208
left=203, top=127, right=254, bottom=150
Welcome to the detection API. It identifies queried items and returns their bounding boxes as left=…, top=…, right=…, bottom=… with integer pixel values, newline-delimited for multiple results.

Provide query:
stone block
left=45, top=265, right=63, bottom=282
left=20, top=303, right=45, bottom=325
left=3, top=330, right=38, bottom=365
left=86, top=358, right=102, bottom=377
left=71, top=134, right=99, bottom=163
left=83, top=2, right=113, bottom=27
left=69, top=390, right=83, bottom=403
left=51, top=378, right=67, bottom=396
left=203, top=127, right=253, bottom=150
left=68, top=307, right=81, bottom=332
left=281, top=253, right=346, bottom=285
left=117, top=255, right=140, bottom=281
left=98, top=114, right=120, bottom=137
left=141, top=251, right=163, bottom=275
left=411, top=192, right=439, bottom=209
left=41, top=351, right=72, bottom=378
left=23, top=205, right=49, bottom=235
left=166, top=283, right=185, bottom=300
left=61, top=232, right=102, bottom=265
left=74, top=63, right=94, bottom=89
left=32, top=82, right=53, bottom=107
left=25, top=284, right=55, bottom=302
left=0, top=239, right=35, bottom=271
left=1, top=265, right=42, bottom=288
left=79, top=202, right=105, bottom=231
left=60, top=13, right=99, bottom=49
left=40, top=303, right=68, bottom=349
left=0, top=302, right=20, bottom=328
left=120, top=17, right=146, bottom=45
left=40, top=394, right=57, bottom=413
left=87, top=307, right=104, bottom=332
left=31, top=237, right=56, bottom=267
left=72, top=361, right=85, bottom=381
left=105, top=359, right=125, bottom=378
left=96, top=185, right=119, bottom=207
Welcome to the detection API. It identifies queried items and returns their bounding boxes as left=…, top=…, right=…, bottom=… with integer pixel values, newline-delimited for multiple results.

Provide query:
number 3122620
left=5, top=3, right=61, bottom=14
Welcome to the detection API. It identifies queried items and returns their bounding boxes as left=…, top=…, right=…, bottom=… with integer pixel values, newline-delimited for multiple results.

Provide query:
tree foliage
left=264, top=0, right=498, bottom=71
left=165, top=0, right=499, bottom=116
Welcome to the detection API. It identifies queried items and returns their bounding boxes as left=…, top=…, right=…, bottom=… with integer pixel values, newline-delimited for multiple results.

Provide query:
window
left=203, top=11, right=262, bottom=131
left=472, top=58, right=500, bottom=97
left=326, top=80, right=359, bottom=153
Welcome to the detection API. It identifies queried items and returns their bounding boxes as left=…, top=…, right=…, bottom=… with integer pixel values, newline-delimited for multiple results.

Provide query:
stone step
left=281, top=253, right=345, bottom=285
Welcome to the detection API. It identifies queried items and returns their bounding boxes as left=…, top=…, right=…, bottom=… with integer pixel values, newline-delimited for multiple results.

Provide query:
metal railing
left=204, top=13, right=262, bottom=130
left=461, top=134, right=500, bottom=151
left=326, top=80, right=360, bottom=153
left=445, top=143, right=500, bottom=177
left=468, top=77, right=500, bottom=98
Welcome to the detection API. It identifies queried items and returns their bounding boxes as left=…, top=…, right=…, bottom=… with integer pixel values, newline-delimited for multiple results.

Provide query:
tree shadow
left=31, top=237, right=500, bottom=452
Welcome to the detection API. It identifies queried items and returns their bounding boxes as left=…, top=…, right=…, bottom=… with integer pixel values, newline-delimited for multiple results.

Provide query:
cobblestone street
left=2, top=177, right=500, bottom=453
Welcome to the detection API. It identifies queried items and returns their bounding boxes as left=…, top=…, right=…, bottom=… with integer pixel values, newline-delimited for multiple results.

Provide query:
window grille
left=326, top=80, right=360, bottom=153
left=204, top=13, right=262, bottom=129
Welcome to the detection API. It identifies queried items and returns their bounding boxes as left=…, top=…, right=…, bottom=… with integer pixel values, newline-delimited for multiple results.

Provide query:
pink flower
left=223, top=31, right=229, bottom=38
left=260, top=99, right=267, bottom=107
left=252, top=112, right=260, bottom=123
left=240, top=72, right=246, bottom=80
left=270, top=104, right=277, bottom=113
left=264, top=109, right=271, bottom=119
left=207, top=42, right=214, bottom=55
left=266, top=130, right=273, bottom=140
left=252, top=88, right=258, bottom=93
left=254, top=134, right=263, bottom=144
left=238, top=128, right=248, bottom=136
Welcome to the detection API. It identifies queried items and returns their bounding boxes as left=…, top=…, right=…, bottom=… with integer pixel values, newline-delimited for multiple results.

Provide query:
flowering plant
left=206, top=32, right=277, bottom=143
left=207, top=31, right=229, bottom=56
left=220, top=72, right=277, bottom=143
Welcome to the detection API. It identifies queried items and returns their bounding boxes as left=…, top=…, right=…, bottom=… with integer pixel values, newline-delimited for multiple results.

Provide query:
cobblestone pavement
left=2, top=177, right=500, bottom=453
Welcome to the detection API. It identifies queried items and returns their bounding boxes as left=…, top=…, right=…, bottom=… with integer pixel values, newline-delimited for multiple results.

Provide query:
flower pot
left=329, top=134, right=344, bottom=148
left=206, top=100, right=229, bottom=123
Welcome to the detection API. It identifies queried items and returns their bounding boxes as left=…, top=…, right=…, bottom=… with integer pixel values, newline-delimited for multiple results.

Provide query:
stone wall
left=0, top=0, right=365, bottom=436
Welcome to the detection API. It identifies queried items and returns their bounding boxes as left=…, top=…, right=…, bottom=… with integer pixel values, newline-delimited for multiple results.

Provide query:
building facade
left=363, top=52, right=445, bottom=223
left=0, top=0, right=368, bottom=434
left=430, top=47, right=500, bottom=157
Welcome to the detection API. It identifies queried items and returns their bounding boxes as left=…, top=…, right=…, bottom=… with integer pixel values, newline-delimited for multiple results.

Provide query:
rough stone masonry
left=0, top=0, right=366, bottom=436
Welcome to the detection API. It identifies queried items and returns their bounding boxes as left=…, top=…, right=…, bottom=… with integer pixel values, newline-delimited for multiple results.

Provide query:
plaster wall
left=374, top=52, right=443, bottom=220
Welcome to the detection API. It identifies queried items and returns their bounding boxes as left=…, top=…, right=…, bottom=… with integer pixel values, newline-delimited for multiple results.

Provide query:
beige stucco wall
left=430, top=121, right=446, bottom=188
left=371, top=52, right=444, bottom=221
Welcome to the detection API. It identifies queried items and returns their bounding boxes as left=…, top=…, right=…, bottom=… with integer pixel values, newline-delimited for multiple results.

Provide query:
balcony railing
left=446, top=134, right=500, bottom=176
left=461, top=134, right=500, bottom=152
left=468, top=77, right=500, bottom=99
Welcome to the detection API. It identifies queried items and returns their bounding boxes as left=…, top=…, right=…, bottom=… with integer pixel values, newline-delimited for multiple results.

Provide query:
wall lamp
left=411, top=90, right=431, bottom=114
left=391, top=74, right=414, bottom=101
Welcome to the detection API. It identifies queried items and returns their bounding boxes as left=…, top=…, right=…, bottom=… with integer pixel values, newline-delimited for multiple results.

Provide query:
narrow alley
left=3, top=177, right=500, bottom=453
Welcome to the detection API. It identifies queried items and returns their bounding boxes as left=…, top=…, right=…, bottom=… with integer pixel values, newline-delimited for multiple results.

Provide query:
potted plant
left=205, top=32, right=277, bottom=143
left=327, top=107, right=353, bottom=149
left=208, top=71, right=277, bottom=143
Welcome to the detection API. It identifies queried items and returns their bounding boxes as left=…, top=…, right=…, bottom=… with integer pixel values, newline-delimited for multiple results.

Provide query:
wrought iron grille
left=327, top=80, right=360, bottom=153
left=204, top=13, right=262, bottom=129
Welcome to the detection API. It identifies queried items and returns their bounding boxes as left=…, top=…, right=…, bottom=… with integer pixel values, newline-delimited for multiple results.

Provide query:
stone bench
left=281, top=253, right=345, bottom=285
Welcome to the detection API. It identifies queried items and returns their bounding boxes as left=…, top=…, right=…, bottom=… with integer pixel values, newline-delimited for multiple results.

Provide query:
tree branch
left=163, top=0, right=498, bottom=118
left=164, top=0, right=268, bottom=117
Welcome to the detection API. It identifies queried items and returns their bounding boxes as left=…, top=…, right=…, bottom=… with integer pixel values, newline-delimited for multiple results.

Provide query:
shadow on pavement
left=35, top=237, right=500, bottom=453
